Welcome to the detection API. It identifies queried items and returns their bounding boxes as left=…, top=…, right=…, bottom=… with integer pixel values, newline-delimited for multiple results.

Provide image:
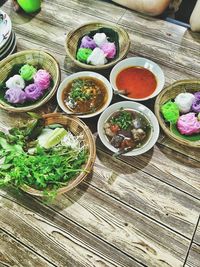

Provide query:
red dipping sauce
left=116, top=67, right=157, bottom=99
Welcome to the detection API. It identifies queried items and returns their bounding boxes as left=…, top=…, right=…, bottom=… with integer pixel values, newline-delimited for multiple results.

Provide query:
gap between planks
left=183, top=215, right=200, bottom=266
left=0, top=193, right=145, bottom=267
left=96, top=145, right=200, bottom=202
left=0, top=227, right=57, bottom=267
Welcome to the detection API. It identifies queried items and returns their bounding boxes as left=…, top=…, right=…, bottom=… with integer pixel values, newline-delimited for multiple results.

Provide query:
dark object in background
left=175, top=0, right=197, bottom=23
left=12, top=0, right=21, bottom=12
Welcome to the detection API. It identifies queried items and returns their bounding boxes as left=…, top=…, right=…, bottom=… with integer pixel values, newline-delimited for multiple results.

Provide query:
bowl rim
left=20, top=112, right=96, bottom=197
left=0, top=49, right=61, bottom=112
left=65, top=21, right=131, bottom=70
left=97, top=101, right=160, bottom=156
left=154, top=79, right=200, bottom=148
left=57, top=71, right=113, bottom=118
left=110, top=56, right=165, bottom=101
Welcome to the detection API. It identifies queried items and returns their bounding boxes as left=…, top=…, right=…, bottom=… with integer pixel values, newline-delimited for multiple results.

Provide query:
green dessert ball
left=19, top=64, right=37, bottom=81
left=17, top=0, right=41, bottom=13
left=76, top=48, right=92, bottom=63
left=161, top=101, right=179, bottom=124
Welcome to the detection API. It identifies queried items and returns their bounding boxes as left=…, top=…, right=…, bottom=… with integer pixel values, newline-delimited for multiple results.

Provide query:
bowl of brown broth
left=98, top=101, right=160, bottom=156
left=57, top=71, right=113, bottom=118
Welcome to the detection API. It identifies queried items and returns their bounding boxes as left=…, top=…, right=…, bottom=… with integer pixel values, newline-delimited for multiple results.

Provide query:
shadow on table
left=186, top=30, right=200, bottom=44
left=49, top=172, right=93, bottom=211
left=156, top=138, right=200, bottom=169
left=2, top=170, right=93, bottom=217
left=95, top=135, right=154, bottom=173
left=3, top=4, right=40, bottom=25
left=0, top=0, right=7, bottom=7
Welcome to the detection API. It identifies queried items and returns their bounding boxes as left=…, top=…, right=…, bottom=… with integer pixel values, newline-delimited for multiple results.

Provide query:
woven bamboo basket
left=155, top=80, right=200, bottom=148
left=65, top=22, right=130, bottom=70
left=21, top=113, right=96, bottom=197
left=0, top=50, right=61, bottom=112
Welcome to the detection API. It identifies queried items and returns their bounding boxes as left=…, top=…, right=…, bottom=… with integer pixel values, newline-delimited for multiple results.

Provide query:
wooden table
left=1, top=1, right=200, bottom=266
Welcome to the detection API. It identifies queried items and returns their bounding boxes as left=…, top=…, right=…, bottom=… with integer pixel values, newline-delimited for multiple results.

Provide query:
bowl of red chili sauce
left=110, top=57, right=165, bottom=101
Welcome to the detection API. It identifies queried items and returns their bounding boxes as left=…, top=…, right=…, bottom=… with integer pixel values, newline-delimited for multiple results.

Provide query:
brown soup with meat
left=104, top=109, right=152, bottom=151
left=62, top=77, right=108, bottom=113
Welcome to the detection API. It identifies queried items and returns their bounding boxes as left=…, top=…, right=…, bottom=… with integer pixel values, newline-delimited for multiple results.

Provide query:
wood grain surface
left=0, top=229, right=55, bottom=267
left=194, top=219, right=200, bottom=246
left=185, top=243, right=200, bottom=267
left=0, top=0, right=200, bottom=266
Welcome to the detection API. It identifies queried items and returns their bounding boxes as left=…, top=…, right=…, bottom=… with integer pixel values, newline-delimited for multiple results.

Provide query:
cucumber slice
left=43, top=128, right=67, bottom=149
left=37, top=128, right=53, bottom=147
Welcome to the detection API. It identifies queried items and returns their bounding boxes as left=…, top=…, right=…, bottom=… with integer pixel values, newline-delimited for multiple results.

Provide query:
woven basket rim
left=154, top=79, right=200, bottom=148
left=20, top=112, right=96, bottom=197
left=0, top=49, right=61, bottom=112
left=65, top=21, right=131, bottom=70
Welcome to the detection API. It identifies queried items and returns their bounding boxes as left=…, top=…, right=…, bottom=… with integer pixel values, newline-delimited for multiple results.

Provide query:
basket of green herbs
left=0, top=113, right=96, bottom=198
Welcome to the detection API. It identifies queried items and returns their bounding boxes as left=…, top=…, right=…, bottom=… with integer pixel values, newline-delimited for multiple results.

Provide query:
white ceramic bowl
left=97, top=101, right=160, bottom=156
left=0, top=32, right=16, bottom=60
left=0, top=10, right=12, bottom=50
left=57, top=71, right=113, bottom=118
left=110, top=57, right=165, bottom=101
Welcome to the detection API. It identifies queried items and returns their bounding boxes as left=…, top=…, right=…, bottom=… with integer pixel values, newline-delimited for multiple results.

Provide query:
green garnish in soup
left=104, top=108, right=151, bottom=151
left=70, top=79, right=92, bottom=101
left=62, top=77, right=108, bottom=113
left=110, top=109, right=132, bottom=130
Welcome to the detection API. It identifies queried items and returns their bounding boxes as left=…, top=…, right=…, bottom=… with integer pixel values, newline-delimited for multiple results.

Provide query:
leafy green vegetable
left=0, top=146, right=87, bottom=190
left=110, top=109, right=133, bottom=130
left=69, top=79, right=93, bottom=101
left=0, top=118, right=88, bottom=198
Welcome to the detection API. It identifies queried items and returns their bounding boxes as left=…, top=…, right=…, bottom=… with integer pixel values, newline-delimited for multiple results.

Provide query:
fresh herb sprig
left=0, top=118, right=88, bottom=198
left=110, top=109, right=133, bottom=130
left=0, top=145, right=87, bottom=190
left=69, top=79, right=94, bottom=101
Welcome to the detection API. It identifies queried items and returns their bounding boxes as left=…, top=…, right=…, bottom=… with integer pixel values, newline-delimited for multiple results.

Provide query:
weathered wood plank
left=90, top=149, right=200, bottom=238
left=45, top=0, right=126, bottom=23
left=0, top=190, right=143, bottom=267
left=96, top=138, right=200, bottom=200
left=185, top=243, right=200, bottom=267
left=117, top=25, right=200, bottom=77
left=118, top=9, right=200, bottom=53
left=44, top=185, right=191, bottom=267
left=4, top=0, right=126, bottom=24
left=0, top=187, right=189, bottom=267
left=4, top=0, right=103, bottom=34
left=194, top=220, right=200, bottom=246
left=157, top=133, right=200, bottom=162
left=0, top=194, right=135, bottom=267
left=0, top=229, right=55, bottom=267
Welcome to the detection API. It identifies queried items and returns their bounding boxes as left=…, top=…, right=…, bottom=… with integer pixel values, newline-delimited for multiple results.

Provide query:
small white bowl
left=110, top=57, right=165, bottom=101
left=0, top=10, right=12, bottom=50
left=97, top=101, right=160, bottom=156
left=57, top=71, right=113, bottom=118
